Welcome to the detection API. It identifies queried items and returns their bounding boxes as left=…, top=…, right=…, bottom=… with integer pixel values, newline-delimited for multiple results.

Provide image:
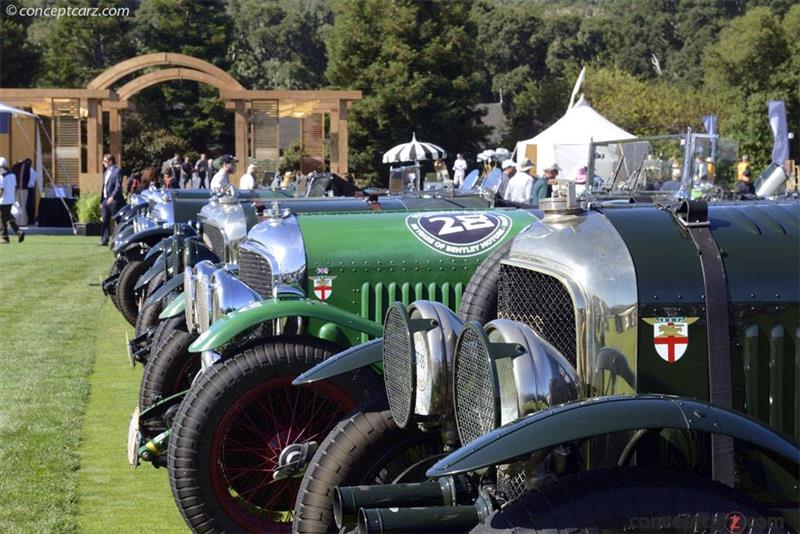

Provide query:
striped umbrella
left=382, top=132, right=447, bottom=164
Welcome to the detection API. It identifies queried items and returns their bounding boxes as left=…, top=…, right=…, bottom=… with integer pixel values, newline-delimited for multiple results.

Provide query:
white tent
left=515, top=96, right=635, bottom=179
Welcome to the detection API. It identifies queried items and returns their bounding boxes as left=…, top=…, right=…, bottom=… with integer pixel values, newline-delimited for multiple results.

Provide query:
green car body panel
left=360, top=201, right=800, bottom=528
left=427, top=394, right=799, bottom=476
left=159, top=293, right=185, bottom=319
left=191, top=208, right=537, bottom=352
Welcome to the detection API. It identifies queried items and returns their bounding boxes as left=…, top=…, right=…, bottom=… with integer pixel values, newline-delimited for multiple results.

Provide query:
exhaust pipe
left=358, top=505, right=480, bottom=533
left=334, top=478, right=468, bottom=530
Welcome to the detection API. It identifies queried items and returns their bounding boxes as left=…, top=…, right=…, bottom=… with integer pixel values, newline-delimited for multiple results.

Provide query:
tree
left=0, top=9, right=40, bottom=87
left=326, top=0, right=488, bottom=184
left=227, top=0, right=332, bottom=89
left=583, top=67, right=715, bottom=135
left=131, top=0, right=234, bottom=158
left=703, top=6, right=794, bottom=168
left=33, top=0, right=137, bottom=86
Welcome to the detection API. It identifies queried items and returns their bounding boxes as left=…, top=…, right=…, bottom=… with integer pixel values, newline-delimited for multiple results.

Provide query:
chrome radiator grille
left=196, top=279, right=210, bottom=332
left=202, top=224, right=226, bottom=261
left=238, top=249, right=273, bottom=299
left=383, top=306, right=414, bottom=427
left=453, top=325, right=497, bottom=444
left=498, top=265, right=577, bottom=367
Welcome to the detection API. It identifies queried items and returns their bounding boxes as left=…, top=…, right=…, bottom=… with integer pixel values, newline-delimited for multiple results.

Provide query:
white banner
left=768, top=100, right=788, bottom=166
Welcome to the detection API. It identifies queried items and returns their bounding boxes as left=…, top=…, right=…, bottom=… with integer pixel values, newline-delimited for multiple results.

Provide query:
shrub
left=76, top=194, right=101, bottom=223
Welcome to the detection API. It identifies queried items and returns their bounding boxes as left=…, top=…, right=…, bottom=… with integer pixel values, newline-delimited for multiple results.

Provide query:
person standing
left=503, top=159, right=535, bottom=203
left=25, top=159, right=36, bottom=223
left=210, top=155, right=237, bottom=189
left=532, top=164, right=559, bottom=206
left=238, top=164, right=256, bottom=190
left=181, top=157, right=193, bottom=188
left=100, top=154, right=123, bottom=246
left=734, top=168, right=755, bottom=198
left=496, top=159, right=516, bottom=198
left=452, top=153, right=467, bottom=188
left=737, top=155, right=751, bottom=182
left=169, top=153, right=182, bottom=187
left=195, top=153, right=209, bottom=188
left=0, top=157, right=23, bottom=243
left=14, top=158, right=30, bottom=226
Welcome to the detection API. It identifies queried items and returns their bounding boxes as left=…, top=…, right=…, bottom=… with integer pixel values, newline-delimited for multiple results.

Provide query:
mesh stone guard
left=453, top=322, right=523, bottom=445
left=382, top=303, right=438, bottom=429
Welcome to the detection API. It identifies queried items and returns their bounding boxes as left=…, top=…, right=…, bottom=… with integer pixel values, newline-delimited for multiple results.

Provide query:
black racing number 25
left=428, top=214, right=494, bottom=235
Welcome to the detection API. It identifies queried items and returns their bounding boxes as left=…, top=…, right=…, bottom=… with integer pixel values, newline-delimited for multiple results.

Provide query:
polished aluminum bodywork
left=407, top=301, right=464, bottom=420
left=501, top=209, right=639, bottom=396
left=198, top=192, right=248, bottom=263
left=237, top=213, right=307, bottom=293
left=210, top=267, right=262, bottom=324
left=484, top=319, right=580, bottom=427
left=191, top=260, right=217, bottom=333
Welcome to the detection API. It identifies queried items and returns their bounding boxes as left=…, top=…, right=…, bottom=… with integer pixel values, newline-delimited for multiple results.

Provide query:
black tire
left=114, top=259, right=149, bottom=326
left=138, top=325, right=198, bottom=439
left=293, top=410, right=444, bottom=533
left=472, top=466, right=777, bottom=533
left=107, top=258, right=127, bottom=310
left=134, top=272, right=168, bottom=337
left=167, top=336, right=384, bottom=533
left=139, top=324, right=198, bottom=409
left=148, top=315, right=188, bottom=364
left=459, top=241, right=512, bottom=323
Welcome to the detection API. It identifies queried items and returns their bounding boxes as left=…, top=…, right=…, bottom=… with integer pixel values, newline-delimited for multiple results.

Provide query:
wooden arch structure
left=0, top=52, right=360, bottom=190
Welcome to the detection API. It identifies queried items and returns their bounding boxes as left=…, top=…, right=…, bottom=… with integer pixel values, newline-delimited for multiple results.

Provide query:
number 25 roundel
left=405, top=212, right=512, bottom=258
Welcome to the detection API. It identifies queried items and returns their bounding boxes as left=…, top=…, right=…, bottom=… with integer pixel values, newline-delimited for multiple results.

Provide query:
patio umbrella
left=382, top=132, right=446, bottom=164
left=382, top=132, right=446, bottom=191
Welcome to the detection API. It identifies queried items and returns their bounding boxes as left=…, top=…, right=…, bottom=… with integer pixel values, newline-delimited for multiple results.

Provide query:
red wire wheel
left=208, top=375, right=355, bottom=532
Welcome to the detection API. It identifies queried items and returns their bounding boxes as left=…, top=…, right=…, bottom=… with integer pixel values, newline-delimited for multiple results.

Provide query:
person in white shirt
left=452, top=153, right=467, bottom=187
left=210, top=155, right=237, bottom=190
left=503, top=158, right=535, bottom=204
left=238, top=164, right=257, bottom=190
left=0, top=157, right=23, bottom=243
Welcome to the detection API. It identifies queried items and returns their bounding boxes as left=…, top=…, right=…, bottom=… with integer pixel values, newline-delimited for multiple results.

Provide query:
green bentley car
left=138, top=205, right=538, bottom=532
left=290, top=135, right=799, bottom=533
left=293, top=205, right=798, bottom=534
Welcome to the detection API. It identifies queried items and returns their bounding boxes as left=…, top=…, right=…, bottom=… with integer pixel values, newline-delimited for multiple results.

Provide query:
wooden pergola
left=0, top=53, right=360, bottom=189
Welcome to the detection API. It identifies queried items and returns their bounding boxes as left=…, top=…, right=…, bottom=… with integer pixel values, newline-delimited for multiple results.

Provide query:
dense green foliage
left=76, top=192, right=101, bottom=222
left=1, top=0, right=796, bottom=182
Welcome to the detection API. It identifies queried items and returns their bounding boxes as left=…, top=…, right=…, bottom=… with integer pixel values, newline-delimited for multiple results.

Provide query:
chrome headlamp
left=132, top=215, right=158, bottom=234
left=150, top=202, right=174, bottom=225
left=193, top=260, right=217, bottom=333
left=183, top=265, right=196, bottom=332
left=210, top=267, right=262, bottom=324
left=453, top=319, right=579, bottom=445
left=382, top=301, right=464, bottom=429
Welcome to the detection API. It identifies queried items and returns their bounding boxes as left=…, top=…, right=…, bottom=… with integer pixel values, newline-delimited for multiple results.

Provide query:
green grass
left=0, top=235, right=185, bottom=533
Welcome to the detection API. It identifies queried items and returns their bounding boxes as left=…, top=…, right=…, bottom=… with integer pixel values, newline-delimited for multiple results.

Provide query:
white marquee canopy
left=515, top=96, right=635, bottom=179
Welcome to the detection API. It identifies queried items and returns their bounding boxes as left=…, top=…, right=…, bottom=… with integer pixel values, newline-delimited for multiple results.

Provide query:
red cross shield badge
left=312, top=276, right=335, bottom=301
left=643, top=317, right=699, bottom=363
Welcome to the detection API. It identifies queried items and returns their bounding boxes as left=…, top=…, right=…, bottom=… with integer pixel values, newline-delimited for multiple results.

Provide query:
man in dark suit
left=100, top=154, right=123, bottom=245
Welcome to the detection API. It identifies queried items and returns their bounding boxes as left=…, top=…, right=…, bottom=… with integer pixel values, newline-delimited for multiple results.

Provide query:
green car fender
left=189, top=298, right=385, bottom=353
left=293, top=338, right=383, bottom=385
left=427, top=395, right=800, bottom=478
left=158, top=292, right=185, bottom=319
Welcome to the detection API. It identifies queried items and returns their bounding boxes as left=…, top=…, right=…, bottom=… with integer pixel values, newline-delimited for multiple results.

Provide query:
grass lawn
left=0, top=235, right=184, bottom=533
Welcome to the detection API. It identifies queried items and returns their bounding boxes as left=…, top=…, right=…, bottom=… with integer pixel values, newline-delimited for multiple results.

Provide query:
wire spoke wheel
left=209, top=377, right=354, bottom=531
